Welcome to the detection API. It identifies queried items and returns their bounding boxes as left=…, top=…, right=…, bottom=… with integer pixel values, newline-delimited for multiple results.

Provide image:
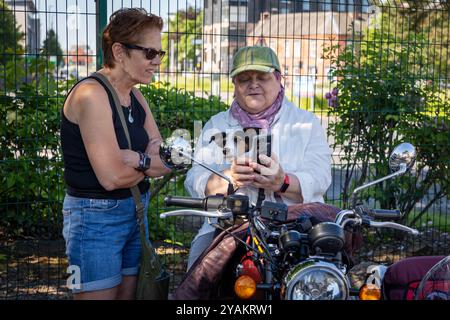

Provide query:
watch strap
left=279, top=174, right=290, bottom=193
left=137, top=151, right=151, bottom=171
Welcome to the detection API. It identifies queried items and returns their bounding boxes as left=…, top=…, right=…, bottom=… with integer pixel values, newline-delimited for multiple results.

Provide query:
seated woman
left=184, top=46, right=332, bottom=269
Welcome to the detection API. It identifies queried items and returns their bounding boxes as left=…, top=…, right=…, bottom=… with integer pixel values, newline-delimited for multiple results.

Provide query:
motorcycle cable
left=249, top=222, right=275, bottom=264
left=210, top=222, right=277, bottom=267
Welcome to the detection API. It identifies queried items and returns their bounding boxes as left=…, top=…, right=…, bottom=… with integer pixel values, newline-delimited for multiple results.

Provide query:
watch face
left=143, top=155, right=151, bottom=169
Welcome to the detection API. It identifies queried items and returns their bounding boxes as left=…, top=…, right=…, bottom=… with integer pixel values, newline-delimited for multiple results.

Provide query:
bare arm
left=122, top=88, right=171, bottom=178
left=66, top=81, right=145, bottom=191
left=205, top=169, right=230, bottom=196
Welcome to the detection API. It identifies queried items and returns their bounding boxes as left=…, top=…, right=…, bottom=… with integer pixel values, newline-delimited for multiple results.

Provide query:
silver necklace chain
left=109, top=76, right=134, bottom=124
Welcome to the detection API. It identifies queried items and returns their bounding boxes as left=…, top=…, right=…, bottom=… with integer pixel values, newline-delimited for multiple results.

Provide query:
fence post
left=96, top=0, right=108, bottom=70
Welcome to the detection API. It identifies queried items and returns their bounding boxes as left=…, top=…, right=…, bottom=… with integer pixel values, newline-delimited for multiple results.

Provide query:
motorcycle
left=159, top=140, right=419, bottom=300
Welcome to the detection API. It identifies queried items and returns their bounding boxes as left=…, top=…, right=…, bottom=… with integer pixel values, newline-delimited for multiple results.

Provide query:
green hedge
left=0, top=76, right=227, bottom=242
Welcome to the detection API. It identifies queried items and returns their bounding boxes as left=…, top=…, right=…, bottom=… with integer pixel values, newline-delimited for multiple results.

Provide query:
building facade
left=203, top=0, right=372, bottom=77
left=248, top=11, right=370, bottom=93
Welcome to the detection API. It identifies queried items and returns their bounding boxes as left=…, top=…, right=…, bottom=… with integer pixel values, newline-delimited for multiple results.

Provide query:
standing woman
left=60, top=8, right=170, bottom=300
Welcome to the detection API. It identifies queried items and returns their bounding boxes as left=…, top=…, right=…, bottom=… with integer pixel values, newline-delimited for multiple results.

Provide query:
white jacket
left=185, top=97, right=332, bottom=205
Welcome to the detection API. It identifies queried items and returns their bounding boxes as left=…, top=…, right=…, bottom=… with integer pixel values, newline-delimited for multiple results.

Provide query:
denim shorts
left=62, top=191, right=150, bottom=293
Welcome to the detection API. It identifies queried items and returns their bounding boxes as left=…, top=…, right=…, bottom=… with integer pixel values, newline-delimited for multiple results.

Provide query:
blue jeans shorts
left=62, top=191, right=150, bottom=293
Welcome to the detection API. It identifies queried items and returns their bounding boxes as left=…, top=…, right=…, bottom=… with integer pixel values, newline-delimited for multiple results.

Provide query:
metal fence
left=0, top=0, right=449, bottom=299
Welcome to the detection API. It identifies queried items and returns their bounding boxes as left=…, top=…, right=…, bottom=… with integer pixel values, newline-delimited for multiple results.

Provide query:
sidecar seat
left=382, top=255, right=446, bottom=300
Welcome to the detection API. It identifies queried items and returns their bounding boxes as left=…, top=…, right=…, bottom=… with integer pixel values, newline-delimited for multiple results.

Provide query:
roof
left=252, top=11, right=372, bottom=37
left=370, top=1, right=450, bottom=10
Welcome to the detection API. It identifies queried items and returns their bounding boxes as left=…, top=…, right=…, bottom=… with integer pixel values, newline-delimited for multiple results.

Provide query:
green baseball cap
left=230, top=46, right=281, bottom=78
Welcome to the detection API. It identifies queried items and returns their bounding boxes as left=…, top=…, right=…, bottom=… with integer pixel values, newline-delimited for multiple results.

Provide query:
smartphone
left=232, top=130, right=272, bottom=166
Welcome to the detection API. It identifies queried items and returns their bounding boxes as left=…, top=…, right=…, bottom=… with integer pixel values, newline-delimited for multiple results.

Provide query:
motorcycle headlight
left=284, top=261, right=348, bottom=300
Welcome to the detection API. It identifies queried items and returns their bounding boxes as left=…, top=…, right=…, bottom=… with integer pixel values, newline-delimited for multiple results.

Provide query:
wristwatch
left=278, top=174, right=290, bottom=193
left=137, top=151, right=151, bottom=172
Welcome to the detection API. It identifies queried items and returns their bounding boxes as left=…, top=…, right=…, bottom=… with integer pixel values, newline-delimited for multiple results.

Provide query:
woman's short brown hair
left=102, top=8, right=163, bottom=68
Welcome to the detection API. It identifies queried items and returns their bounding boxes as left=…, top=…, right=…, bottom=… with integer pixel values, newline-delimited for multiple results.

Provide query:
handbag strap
left=89, top=72, right=146, bottom=225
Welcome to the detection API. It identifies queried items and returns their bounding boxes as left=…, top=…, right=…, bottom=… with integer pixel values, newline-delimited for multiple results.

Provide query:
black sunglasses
left=120, top=43, right=166, bottom=60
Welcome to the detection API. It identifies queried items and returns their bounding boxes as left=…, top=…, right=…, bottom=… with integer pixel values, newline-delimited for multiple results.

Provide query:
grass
left=155, top=74, right=332, bottom=115
left=406, top=211, right=450, bottom=233
left=157, top=74, right=234, bottom=93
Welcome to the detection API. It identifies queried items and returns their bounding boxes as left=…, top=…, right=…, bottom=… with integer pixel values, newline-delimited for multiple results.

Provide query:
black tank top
left=60, top=76, right=150, bottom=199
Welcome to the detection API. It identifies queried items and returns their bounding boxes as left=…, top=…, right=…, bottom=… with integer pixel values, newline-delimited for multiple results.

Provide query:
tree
left=0, top=0, right=24, bottom=65
left=41, top=29, right=64, bottom=68
left=0, top=2, right=62, bottom=238
left=398, top=0, right=450, bottom=31
left=323, top=11, right=449, bottom=227
left=390, top=1, right=450, bottom=79
left=161, top=7, right=203, bottom=72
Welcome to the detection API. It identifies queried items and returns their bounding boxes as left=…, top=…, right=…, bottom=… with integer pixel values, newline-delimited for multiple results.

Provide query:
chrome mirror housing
left=159, top=135, right=234, bottom=192
left=159, top=135, right=192, bottom=170
left=389, top=143, right=416, bottom=173
left=349, top=142, right=416, bottom=208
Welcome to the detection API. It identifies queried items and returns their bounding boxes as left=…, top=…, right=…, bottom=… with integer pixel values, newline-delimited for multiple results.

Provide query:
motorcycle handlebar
left=160, top=209, right=233, bottom=220
left=164, top=195, right=205, bottom=209
left=371, top=209, right=402, bottom=220
left=369, top=221, right=419, bottom=235
left=164, top=195, right=226, bottom=211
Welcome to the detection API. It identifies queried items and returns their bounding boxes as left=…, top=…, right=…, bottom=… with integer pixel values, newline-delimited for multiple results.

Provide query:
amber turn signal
left=234, top=275, right=257, bottom=300
left=359, top=284, right=382, bottom=300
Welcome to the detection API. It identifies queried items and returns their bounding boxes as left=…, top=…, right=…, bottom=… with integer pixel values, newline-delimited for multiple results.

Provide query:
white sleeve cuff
left=293, top=171, right=316, bottom=203
left=184, top=166, right=213, bottom=198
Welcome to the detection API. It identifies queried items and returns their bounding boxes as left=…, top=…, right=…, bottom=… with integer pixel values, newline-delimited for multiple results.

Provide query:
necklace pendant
left=128, top=111, right=134, bottom=124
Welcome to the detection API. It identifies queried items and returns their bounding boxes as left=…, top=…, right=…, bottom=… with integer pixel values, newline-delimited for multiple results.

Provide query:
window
left=361, top=0, right=370, bottom=13
left=325, top=67, right=333, bottom=80
left=348, top=0, right=355, bottom=12
left=230, top=6, right=247, bottom=23
left=294, top=40, right=301, bottom=58
left=324, top=0, right=332, bottom=11
left=309, top=41, right=316, bottom=58
left=270, top=39, right=277, bottom=52
left=338, top=0, right=346, bottom=12
left=285, top=40, right=291, bottom=58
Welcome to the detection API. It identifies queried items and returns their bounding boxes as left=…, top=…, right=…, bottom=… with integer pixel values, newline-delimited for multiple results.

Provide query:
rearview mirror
left=159, top=136, right=235, bottom=194
left=389, top=143, right=416, bottom=173
left=159, top=136, right=192, bottom=170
